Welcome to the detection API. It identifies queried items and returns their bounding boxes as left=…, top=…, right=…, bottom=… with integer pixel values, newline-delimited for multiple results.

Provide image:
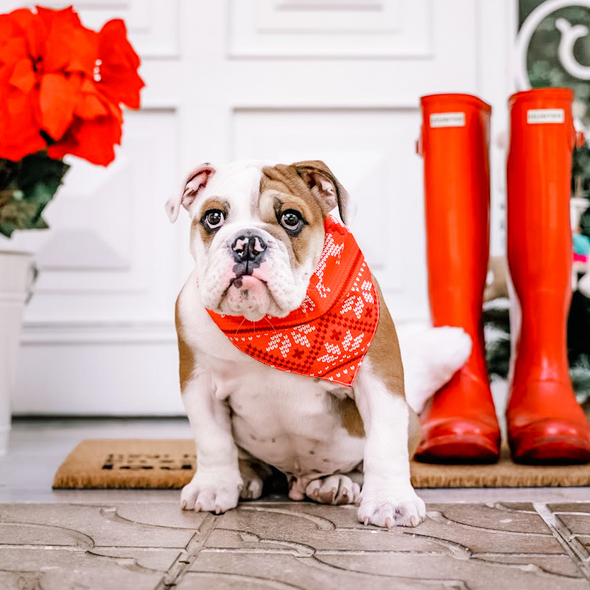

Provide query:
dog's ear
left=165, top=164, right=216, bottom=223
left=292, top=160, right=356, bottom=225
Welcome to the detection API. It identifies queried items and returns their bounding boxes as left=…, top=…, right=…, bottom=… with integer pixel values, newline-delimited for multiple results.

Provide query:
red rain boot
left=415, top=94, right=501, bottom=464
left=506, top=88, right=590, bottom=465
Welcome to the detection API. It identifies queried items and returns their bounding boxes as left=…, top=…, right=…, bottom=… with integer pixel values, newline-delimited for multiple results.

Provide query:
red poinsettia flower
left=0, top=5, right=144, bottom=166
left=0, top=9, right=47, bottom=160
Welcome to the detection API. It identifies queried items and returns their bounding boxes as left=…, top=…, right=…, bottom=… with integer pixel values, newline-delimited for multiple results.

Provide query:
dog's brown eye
left=203, top=209, right=225, bottom=230
left=280, top=210, right=304, bottom=233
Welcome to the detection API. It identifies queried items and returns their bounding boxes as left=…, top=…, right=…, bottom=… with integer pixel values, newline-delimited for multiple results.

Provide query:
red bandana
left=207, top=216, right=380, bottom=386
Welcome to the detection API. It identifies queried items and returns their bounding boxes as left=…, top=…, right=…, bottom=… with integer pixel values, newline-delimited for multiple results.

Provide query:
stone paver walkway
left=3, top=419, right=590, bottom=589
left=1, top=500, right=590, bottom=589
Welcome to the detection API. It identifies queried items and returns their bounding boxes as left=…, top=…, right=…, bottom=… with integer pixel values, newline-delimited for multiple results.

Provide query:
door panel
left=1, top=0, right=514, bottom=415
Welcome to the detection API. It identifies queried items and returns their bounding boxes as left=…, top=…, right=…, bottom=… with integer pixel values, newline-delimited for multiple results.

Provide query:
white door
left=2, top=0, right=515, bottom=415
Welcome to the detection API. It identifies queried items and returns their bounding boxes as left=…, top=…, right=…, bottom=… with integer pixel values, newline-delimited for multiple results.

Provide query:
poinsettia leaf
left=0, top=222, right=15, bottom=238
left=24, top=182, right=57, bottom=224
left=17, top=153, right=70, bottom=198
left=0, top=197, right=40, bottom=235
left=0, top=153, right=69, bottom=237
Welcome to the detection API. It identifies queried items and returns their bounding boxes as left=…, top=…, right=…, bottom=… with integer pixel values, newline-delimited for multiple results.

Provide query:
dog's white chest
left=207, top=359, right=365, bottom=480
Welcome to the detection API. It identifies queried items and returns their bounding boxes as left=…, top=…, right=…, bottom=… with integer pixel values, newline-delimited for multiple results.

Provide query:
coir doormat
left=52, top=438, right=590, bottom=489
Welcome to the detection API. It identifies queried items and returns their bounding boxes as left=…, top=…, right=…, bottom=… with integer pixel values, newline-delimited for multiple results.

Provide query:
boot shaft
left=416, top=95, right=500, bottom=463
left=507, top=88, right=576, bottom=380
left=419, top=94, right=491, bottom=335
left=507, top=88, right=576, bottom=296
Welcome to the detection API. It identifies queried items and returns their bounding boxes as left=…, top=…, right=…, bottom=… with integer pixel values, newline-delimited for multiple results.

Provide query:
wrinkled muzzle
left=199, top=228, right=309, bottom=322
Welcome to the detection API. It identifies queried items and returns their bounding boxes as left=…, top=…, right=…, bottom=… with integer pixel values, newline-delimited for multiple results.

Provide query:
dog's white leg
left=181, top=371, right=243, bottom=514
left=354, top=361, right=426, bottom=528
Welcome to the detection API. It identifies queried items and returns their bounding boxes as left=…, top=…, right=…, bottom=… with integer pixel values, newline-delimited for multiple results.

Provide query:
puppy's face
left=166, top=160, right=353, bottom=322
left=192, top=163, right=325, bottom=321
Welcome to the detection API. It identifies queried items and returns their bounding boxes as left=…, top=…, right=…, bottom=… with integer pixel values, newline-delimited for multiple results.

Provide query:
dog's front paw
left=358, top=485, right=425, bottom=528
left=181, top=472, right=242, bottom=514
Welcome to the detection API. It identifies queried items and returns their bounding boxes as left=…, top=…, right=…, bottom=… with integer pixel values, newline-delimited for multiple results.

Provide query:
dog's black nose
left=231, top=234, right=267, bottom=269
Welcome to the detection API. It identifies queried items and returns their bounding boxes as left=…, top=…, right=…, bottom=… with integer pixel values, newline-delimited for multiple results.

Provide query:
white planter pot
left=0, top=251, right=36, bottom=455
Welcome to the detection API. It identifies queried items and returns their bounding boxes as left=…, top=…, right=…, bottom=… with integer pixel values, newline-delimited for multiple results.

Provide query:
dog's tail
left=398, top=324, right=472, bottom=414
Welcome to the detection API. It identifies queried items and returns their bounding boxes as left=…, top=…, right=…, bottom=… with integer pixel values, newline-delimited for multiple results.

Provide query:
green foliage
left=520, top=2, right=590, bottom=198
left=0, top=154, right=69, bottom=238
left=522, top=2, right=590, bottom=124
left=570, top=357, right=590, bottom=402
left=574, top=142, right=590, bottom=190
left=519, top=0, right=544, bottom=25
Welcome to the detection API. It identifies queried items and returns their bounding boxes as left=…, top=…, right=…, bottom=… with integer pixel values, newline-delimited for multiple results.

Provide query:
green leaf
left=0, top=153, right=69, bottom=237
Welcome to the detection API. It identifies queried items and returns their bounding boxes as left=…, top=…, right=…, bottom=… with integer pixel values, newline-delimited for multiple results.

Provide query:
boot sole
left=511, top=437, right=590, bottom=465
left=414, top=435, right=500, bottom=465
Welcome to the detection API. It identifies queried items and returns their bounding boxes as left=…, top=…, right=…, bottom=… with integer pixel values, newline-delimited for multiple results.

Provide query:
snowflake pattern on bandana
left=207, top=216, right=380, bottom=386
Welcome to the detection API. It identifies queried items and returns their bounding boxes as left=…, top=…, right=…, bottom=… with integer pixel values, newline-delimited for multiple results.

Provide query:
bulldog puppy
left=166, top=160, right=426, bottom=528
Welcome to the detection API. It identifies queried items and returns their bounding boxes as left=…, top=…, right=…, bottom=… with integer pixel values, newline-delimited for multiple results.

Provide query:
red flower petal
left=98, top=19, right=144, bottom=109
left=0, top=11, right=30, bottom=60
left=40, top=72, right=82, bottom=140
left=49, top=111, right=122, bottom=166
left=0, top=84, right=44, bottom=161
left=9, top=59, right=36, bottom=93
left=75, top=93, right=108, bottom=119
left=10, top=8, right=47, bottom=61
left=43, top=13, right=98, bottom=75
left=0, top=35, right=29, bottom=68
left=99, top=20, right=139, bottom=69
left=0, top=119, right=45, bottom=161
left=35, top=6, right=82, bottom=30
left=0, top=26, right=43, bottom=161
left=75, top=78, right=109, bottom=119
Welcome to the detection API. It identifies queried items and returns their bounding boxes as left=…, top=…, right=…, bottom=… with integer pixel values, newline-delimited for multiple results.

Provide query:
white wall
left=1, top=0, right=516, bottom=415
